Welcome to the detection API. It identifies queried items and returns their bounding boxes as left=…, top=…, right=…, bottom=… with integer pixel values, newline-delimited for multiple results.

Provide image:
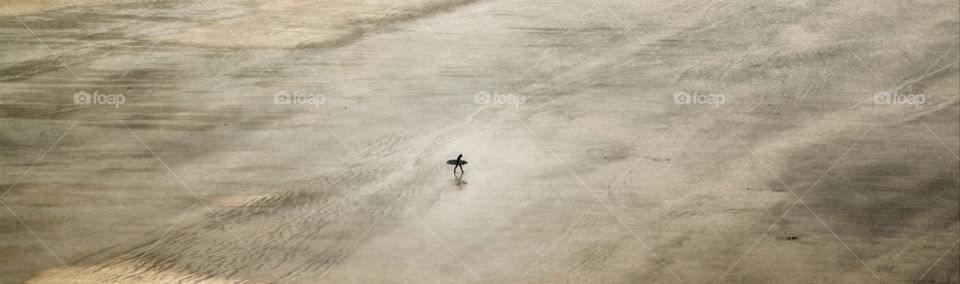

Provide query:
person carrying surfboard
left=454, top=154, right=464, bottom=173
left=448, top=154, right=466, bottom=174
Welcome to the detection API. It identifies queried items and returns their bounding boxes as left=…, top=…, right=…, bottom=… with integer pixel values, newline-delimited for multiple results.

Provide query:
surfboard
left=446, top=159, right=467, bottom=165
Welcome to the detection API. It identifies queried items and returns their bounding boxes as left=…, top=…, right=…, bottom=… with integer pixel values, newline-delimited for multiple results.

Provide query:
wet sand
left=1, top=0, right=958, bottom=283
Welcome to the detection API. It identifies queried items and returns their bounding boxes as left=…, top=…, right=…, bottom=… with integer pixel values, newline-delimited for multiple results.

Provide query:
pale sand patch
left=27, top=261, right=246, bottom=284
left=779, top=24, right=833, bottom=54
left=1, top=0, right=145, bottom=16
left=144, top=0, right=475, bottom=49
left=206, top=193, right=270, bottom=207
left=1, top=0, right=473, bottom=48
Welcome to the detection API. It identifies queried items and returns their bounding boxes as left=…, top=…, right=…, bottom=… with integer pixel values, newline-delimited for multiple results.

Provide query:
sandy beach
left=1, top=0, right=958, bottom=283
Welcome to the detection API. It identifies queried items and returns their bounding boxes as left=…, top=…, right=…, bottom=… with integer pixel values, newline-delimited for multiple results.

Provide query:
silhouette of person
left=454, top=154, right=464, bottom=174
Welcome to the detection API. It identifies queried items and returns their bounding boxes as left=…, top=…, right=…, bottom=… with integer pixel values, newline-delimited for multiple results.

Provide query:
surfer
left=446, top=154, right=467, bottom=174
left=454, top=154, right=464, bottom=174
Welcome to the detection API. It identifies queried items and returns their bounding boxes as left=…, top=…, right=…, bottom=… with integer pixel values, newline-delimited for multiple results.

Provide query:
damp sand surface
left=1, top=0, right=958, bottom=282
